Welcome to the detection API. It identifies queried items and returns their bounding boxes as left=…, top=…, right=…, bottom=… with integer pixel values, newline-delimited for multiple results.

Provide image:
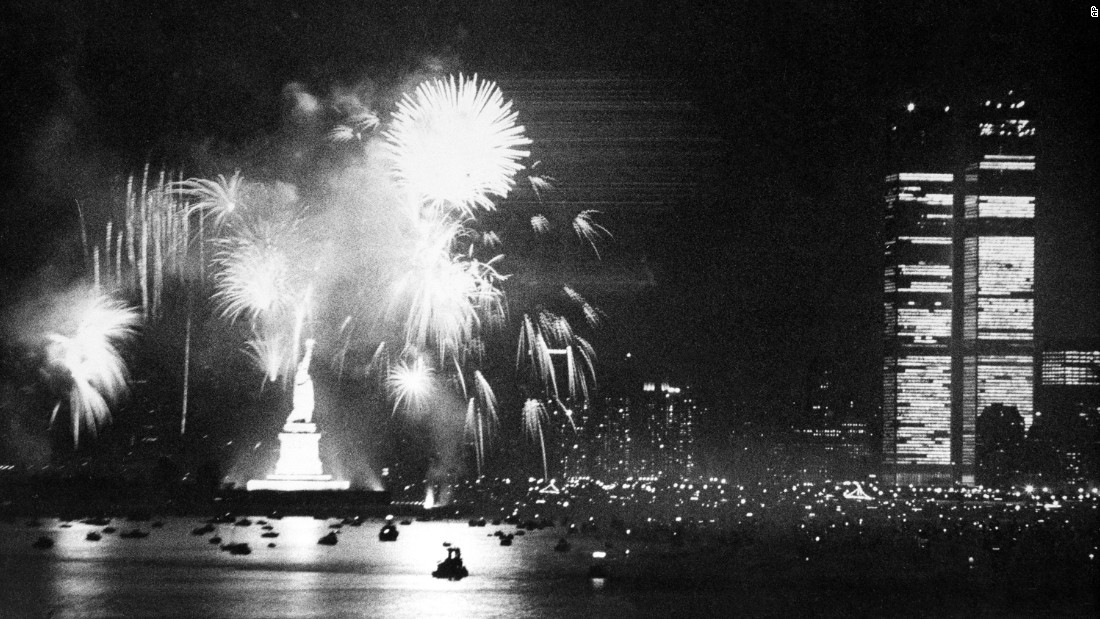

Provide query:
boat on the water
left=378, top=523, right=399, bottom=542
left=432, top=547, right=469, bottom=580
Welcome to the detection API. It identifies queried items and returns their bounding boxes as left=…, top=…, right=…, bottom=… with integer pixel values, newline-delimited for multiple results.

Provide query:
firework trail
left=530, top=214, right=550, bottom=234
left=44, top=290, right=140, bottom=445
left=522, top=398, right=549, bottom=480
left=86, top=167, right=191, bottom=317
left=246, top=330, right=288, bottom=383
left=463, top=369, right=498, bottom=476
left=572, top=210, right=611, bottom=259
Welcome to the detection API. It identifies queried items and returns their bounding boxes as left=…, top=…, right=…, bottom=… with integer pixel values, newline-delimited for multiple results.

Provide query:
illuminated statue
left=286, top=338, right=315, bottom=425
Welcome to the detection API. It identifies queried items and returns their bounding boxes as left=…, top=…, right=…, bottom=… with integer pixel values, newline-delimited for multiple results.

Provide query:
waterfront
left=2, top=509, right=1095, bottom=618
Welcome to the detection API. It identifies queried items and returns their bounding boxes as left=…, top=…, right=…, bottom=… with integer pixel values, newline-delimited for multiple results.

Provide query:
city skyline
left=0, top=4, right=1095, bottom=470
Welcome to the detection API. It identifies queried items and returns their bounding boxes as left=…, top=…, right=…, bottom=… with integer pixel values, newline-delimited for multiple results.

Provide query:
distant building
left=798, top=360, right=873, bottom=462
left=555, top=381, right=700, bottom=482
left=1032, top=339, right=1100, bottom=481
left=1039, top=341, right=1100, bottom=391
left=637, top=381, right=698, bottom=479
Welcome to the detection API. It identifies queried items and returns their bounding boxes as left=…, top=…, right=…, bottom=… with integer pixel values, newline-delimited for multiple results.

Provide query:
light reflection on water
left=0, top=518, right=643, bottom=618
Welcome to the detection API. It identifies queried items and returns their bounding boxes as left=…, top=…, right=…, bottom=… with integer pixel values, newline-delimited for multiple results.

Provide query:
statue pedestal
left=246, top=422, right=350, bottom=491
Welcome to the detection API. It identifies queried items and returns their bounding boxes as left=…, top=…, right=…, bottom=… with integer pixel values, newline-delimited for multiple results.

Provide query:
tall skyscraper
left=881, top=92, right=1037, bottom=485
left=882, top=104, right=957, bottom=484
left=955, top=92, right=1037, bottom=484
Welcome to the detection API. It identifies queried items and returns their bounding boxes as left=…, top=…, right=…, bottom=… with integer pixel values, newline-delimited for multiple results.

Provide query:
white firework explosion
left=384, top=74, right=531, bottom=220
left=44, top=289, right=141, bottom=445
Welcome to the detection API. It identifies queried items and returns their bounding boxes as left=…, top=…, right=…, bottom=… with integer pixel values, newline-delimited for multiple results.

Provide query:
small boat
left=318, top=532, right=338, bottom=546
left=261, top=531, right=279, bottom=538
left=32, top=536, right=53, bottom=550
left=378, top=524, right=399, bottom=542
left=222, top=542, right=251, bottom=555
left=554, top=538, right=571, bottom=552
left=209, top=536, right=222, bottom=544
left=119, top=529, right=149, bottom=539
left=432, top=547, right=469, bottom=581
left=86, top=532, right=102, bottom=542
left=399, top=520, right=412, bottom=526
left=500, top=534, right=514, bottom=547
left=102, top=527, right=117, bottom=534
left=234, top=518, right=252, bottom=527
left=192, top=524, right=216, bottom=536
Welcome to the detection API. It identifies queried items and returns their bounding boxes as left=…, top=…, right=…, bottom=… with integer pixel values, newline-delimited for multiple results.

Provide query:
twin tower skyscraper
left=882, top=92, right=1036, bottom=485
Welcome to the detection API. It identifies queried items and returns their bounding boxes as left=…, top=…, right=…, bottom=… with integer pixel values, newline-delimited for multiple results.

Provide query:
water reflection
left=2, top=518, right=620, bottom=618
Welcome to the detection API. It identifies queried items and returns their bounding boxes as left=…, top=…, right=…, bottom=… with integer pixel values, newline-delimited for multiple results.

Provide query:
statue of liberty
left=286, top=338, right=315, bottom=425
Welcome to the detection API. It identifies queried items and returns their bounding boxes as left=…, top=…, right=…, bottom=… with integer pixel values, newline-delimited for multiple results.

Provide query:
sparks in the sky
left=384, top=74, right=531, bottom=220
left=393, top=235, right=508, bottom=362
left=44, top=289, right=140, bottom=445
left=522, top=398, right=549, bottom=480
left=212, top=216, right=307, bottom=324
left=572, top=210, right=611, bottom=259
left=387, top=356, right=434, bottom=415
left=172, top=171, right=244, bottom=229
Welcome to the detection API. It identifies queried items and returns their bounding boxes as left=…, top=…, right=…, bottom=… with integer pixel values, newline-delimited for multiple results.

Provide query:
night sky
left=1, top=1, right=1096, bottom=419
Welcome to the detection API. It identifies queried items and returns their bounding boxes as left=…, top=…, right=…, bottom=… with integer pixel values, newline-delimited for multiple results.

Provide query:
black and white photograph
left=0, top=2, right=1097, bottom=617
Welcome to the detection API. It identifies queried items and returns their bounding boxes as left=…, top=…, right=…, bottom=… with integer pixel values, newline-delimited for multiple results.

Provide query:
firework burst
left=389, top=222, right=507, bottom=363
left=172, top=171, right=244, bottom=228
left=387, top=355, right=434, bottom=415
left=212, top=213, right=308, bottom=324
left=44, top=290, right=140, bottom=445
left=384, top=74, right=531, bottom=220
